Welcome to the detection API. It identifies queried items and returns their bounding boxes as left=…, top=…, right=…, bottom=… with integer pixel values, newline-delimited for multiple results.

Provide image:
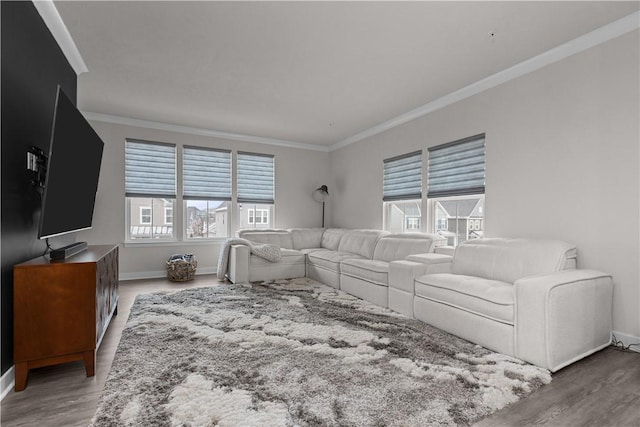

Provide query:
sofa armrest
left=515, top=269, right=613, bottom=372
left=227, top=244, right=250, bottom=283
left=389, top=260, right=428, bottom=293
left=405, top=253, right=452, bottom=274
left=388, top=255, right=452, bottom=293
left=434, top=246, right=455, bottom=256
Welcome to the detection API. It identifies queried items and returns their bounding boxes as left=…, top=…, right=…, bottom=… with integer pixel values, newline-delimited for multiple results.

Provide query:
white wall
left=329, top=31, right=640, bottom=339
left=78, top=121, right=330, bottom=278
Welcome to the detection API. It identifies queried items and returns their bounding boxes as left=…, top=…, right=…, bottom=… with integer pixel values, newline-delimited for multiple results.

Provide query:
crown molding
left=330, top=10, right=640, bottom=152
left=32, top=0, right=88, bottom=75
left=83, top=112, right=331, bottom=153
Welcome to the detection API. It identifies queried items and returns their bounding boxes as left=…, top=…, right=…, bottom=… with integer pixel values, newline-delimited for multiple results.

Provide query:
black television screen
left=38, top=87, right=104, bottom=239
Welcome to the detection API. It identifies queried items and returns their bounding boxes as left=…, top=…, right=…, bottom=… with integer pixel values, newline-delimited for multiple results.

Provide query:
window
left=125, top=142, right=277, bottom=240
left=384, top=199, right=422, bottom=233
left=128, top=198, right=175, bottom=240
left=248, top=208, right=269, bottom=224
left=185, top=200, right=230, bottom=239
left=382, top=151, right=422, bottom=232
left=125, top=140, right=176, bottom=240
left=183, top=146, right=232, bottom=239
left=406, top=217, right=420, bottom=230
left=140, top=207, right=151, bottom=225
left=164, top=207, right=173, bottom=225
left=237, top=152, right=275, bottom=229
left=431, top=195, right=484, bottom=246
left=239, top=204, right=273, bottom=229
left=428, top=134, right=485, bottom=245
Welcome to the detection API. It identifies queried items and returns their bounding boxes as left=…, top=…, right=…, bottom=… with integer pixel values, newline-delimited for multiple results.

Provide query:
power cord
left=611, top=334, right=640, bottom=353
left=42, top=238, right=52, bottom=256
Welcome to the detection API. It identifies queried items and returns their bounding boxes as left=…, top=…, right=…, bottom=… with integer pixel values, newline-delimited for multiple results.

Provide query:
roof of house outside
left=438, top=199, right=482, bottom=218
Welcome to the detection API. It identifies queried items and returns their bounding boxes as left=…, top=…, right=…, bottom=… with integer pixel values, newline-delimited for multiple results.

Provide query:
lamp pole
left=314, top=185, right=329, bottom=228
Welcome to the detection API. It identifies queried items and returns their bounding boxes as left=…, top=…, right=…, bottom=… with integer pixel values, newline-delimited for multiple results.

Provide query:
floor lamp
left=313, top=185, right=329, bottom=227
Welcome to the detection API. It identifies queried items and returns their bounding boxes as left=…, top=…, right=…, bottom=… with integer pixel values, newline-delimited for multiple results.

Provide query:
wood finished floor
left=1, top=275, right=639, bottom=427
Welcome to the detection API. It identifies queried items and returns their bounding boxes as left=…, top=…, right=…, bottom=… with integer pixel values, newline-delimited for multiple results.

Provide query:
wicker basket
left=166, top=254, right=197, bottom=282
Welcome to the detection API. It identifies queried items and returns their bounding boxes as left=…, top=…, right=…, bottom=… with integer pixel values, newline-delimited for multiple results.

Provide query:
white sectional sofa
left=226, top=230, right=613, bottom=371
left=227, top=229, right=309, bottom=284
left=339, top=233, right=450, bottom=307
left=305, top=228, right=376, bottom=289
left=228, top=228, right=446, bottom=301
left=391, top=238, right=613, bottom=372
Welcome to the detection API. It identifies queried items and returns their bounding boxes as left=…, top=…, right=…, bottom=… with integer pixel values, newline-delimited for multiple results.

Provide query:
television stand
left=50, top=241, right=87, bottom=260
left=13, top=244, right=119, bottom=391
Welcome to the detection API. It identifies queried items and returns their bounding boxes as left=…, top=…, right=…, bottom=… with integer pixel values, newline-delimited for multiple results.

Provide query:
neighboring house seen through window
left=185, top=200, right=230, bottom=239
left=431, top=195, right=484, bottom=246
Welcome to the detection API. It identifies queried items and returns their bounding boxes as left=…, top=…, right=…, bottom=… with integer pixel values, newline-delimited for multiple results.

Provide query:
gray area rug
left=91, top=278, right=551, bottom=426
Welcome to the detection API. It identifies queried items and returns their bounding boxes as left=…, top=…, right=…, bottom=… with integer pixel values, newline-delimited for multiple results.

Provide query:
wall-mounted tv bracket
left=27, top=146, right=47, bottom=189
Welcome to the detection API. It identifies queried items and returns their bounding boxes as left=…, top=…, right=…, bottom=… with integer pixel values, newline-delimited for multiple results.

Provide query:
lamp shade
left=313, top=185, right=329, bottom=203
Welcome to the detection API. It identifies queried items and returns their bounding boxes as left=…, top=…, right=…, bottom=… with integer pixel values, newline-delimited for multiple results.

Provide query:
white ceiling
left=54, top=1, right=639, bottom=148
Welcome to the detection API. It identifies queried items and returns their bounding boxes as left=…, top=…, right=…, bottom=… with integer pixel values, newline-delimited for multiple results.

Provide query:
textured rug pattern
left=91, top=278, right=550, bottom=426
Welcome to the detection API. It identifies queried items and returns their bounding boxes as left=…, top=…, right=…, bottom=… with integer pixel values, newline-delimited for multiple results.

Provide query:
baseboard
left=1, top=366, right=15, bottom=401
left=119, top=267, right=217, bottom=282
left=612, top=331, right=640, bottom=353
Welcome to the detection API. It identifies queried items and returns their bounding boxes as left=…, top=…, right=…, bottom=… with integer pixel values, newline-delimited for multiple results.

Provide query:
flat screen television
left=38, top=86, right=104, bottom=240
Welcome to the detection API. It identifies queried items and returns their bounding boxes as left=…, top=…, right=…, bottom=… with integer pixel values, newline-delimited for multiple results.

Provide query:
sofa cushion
left=415, top=273, right=515, bottom=324
left=289, top=228, right=325, bottom=250
left=307, top=250, right=364, bottom=272
left=338, top=230, right=388, bottom=259
left=299, top=248, right=324, bottom=255
left=340, top=259, right=389, bottom=286
left=321, top=228, right=347, bottom=251
left=373, top=233, right=440, bottom=262
left=452, top=238, right=577, bottom=284
left=249, top=248, right=305, bottom=268
left=238, top=230, right=294, bottom=249
left=406, top=253, right=453, bottom=265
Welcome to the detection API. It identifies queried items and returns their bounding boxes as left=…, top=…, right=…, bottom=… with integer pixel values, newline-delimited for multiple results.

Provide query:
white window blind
left=183, top=146, right=232, bottom=200
left=237, top=152, right=275, bottom=204
left=427, top=134, right=485, bottom=198
left=383, top=150, right=422, bottom=201
left=125, top=139, right=176, bottom=198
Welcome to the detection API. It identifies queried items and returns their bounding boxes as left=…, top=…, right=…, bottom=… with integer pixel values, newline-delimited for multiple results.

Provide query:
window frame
left=237, top=152, right=275, bottom=230
left=139, top=206, right=152, bottom=225
left=426, top=134, right=486, bottom=247
left=125, top=139, right=177, bottom=243
left=181, top=145, right=232, bottom=241
left=125, top=142, right=277, bottom=244
left=382, top=150, right=423, bottom=232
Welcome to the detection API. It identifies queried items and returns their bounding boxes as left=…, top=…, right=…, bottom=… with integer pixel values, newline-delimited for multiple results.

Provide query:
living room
left=2, top=1, right=639, bottom=426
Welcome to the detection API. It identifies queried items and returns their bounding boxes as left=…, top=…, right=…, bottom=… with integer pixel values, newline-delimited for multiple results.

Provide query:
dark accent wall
left=1, top=1, right=77, bottom=375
